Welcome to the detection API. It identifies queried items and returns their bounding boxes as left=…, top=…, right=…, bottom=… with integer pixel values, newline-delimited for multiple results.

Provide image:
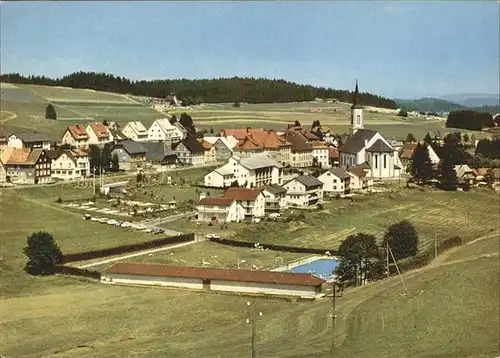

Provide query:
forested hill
left=0, top=72, right=397, bottom=109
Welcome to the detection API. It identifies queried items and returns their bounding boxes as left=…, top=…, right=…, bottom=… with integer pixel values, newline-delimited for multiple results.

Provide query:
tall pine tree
left=439, top=134, right=460, bottom=190
left=409, top=142, right=434, bottom=184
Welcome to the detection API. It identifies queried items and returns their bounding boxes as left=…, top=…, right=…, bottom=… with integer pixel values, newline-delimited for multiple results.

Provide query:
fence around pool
left=271, top=256, right=339, bottom=281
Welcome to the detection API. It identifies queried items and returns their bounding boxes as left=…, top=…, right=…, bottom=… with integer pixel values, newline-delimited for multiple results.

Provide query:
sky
left=1, top=1, right=499, bottom=99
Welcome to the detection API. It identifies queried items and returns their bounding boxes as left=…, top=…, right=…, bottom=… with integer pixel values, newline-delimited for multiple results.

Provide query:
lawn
left=442, top=234, right=499, bottom=263
left=227, top=188, right=499, bottom=252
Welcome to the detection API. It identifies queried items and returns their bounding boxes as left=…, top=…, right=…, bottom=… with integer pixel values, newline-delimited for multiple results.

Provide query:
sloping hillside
left=396, top=97, right=465, bottom=112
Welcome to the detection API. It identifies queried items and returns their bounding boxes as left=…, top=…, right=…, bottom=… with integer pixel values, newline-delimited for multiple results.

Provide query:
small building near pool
left=101, top=262, right=326, bottom=299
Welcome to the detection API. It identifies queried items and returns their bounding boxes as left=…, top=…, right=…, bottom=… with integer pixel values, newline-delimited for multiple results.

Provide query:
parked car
left=114, top=221, right=123, bottom=227
left=82, top=214, right=92, bottom=220
left=152, top=228, right=165, bottom=235
left=98, top=218, right=108, bottom=223
left=142, top=227, right=153, bottom=233
left=121, top=222, right=132, bottom=228
left=134, top=224, right=147, bottom=230
left=90, top=217, right=100, bottom=222
left=106, top=219, right=118, bottom=225
left=205, top=234, right=215, bottom=239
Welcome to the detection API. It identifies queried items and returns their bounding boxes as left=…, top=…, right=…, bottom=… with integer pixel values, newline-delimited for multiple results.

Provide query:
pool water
left=289, top=258, right=338, bottom=280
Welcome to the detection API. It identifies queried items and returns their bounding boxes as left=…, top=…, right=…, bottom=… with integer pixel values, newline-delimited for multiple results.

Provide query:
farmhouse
left=1, top=148, right=52, bottom=184
left=101, top=262, right=325, bottom=299
left=86, top=122, right=111, bottom=146
left=339, top=81, right=401, bottom=179
left=60, top=125, right=90, bottom=148
left=203, top=136, right=237, bottom=161
left=173, top=135, right=206, bottom=166
left=142, top=142, right=178, bottom=169
left=8, top=131, right=52, bottom=150
left=398, top=142, right=440, bottom=172
left=454, top=164, right=475, bottom=186
left=107, top=127, right=127, bottom=142
left=283, top=175, right=324, bottom=207
left=198, top=139, right=217, bottom=164
left=47, top=149, right=89, bottom=181
left=317, top=167, right=351, bottom=195
left=262, top=184, right=288, bottom=212
left=122, top=121, right=149, bottom=141
left=111, top=140, right=147, bottom=171
left=148, top=118, right=183, bottom=142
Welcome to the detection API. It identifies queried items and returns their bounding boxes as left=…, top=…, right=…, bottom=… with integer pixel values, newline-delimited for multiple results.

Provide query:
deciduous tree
left=383, top=220, right=419, bottom=261
left=45, top=104, right=57, bottom=120
left=23, top=232, right=63, bottom=275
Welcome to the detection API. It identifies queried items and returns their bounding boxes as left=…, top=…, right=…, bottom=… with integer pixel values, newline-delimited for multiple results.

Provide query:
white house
left=173, top=136, right=206, bottom=166
left=196, top=188, right=266, bottom=222
left=60, top=125, right=90, bottom=148
left=283, top=175, right=324, bottom=207
left=317, top=167, right=351, bottom=195
left=399, top=142, right=440, bottom=172
left=122, top=121, right=149, bottom=141
left=339, top=81, right=401, bottom=179
left=148, top=118, right=183, bottom=142
left=101, top=262, right=325, bottom=299
left=48, top=149, right=90, bottom=181
left=204, top=154, right=283, bottom=188
left=8, top=131, right=51, bottom=150
left=86, top=122, right=111, bottom=146
left=312, top=142, right=330, bottom=169
left=348, top=162, right=373, bottom=191
left=262, top=184, right=288, bottom=212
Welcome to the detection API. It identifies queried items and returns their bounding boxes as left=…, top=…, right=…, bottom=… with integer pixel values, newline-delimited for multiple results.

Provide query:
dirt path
left=0, top=110, right=18, bottom=123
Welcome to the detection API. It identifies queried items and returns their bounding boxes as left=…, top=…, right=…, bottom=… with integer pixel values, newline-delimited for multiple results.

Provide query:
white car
left=142, top=227, right=153, bottom=233
left=98, top=218, right=108, bottom=223
left=121, top=222, right=131, bottom=228
left=90, top=217, right=100, bottom=222
left=107, top=219, right=118, bottom=225
left=205, top=234, right=215, bottom=239
left=134, top=224, right=147, bottom=230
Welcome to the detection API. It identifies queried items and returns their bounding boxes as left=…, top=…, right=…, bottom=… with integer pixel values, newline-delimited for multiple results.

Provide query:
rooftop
left=220, top=128, right=265, bottom=141
left=222, top=187, right=262, bottom=201
left=339, top=129, right=378, bottom=154
left=282, top=131, right=313, bottom=152
left=239, top=154, right=282, bottom=170
left=11, top=131, right=52, bottom=143
left=263, top=184, right=287, bottom=195
left=325, top=167, right=350, bottom=179
left=114, top=139, right=147, bottom=155
left=67, top=124, right=89, bottom=140
left=197, top=197, right=235, bottom=206
left=366, top=139, right=394, bottom=153
left=88, top=122, right=109, bottom=139
left=291, top=175, right=324, bottom=188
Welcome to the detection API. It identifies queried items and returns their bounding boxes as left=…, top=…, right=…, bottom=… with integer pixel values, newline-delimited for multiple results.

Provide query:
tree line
left=446, top=110, right=497, bottom=131
left=0, top=71, right=397, bottom=108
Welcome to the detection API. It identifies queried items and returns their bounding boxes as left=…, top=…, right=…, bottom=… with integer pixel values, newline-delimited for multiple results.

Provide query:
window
left=375, top=155, right=378, bottom=169
left=383, top=155, right=387, bottom=169
left=357, top=115, right=361, bottom=124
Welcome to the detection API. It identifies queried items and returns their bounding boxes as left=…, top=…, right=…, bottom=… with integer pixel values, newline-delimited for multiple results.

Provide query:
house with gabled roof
left=61, top=124, right=90, bottom=148
left=398, top=142, right=440, bottom=172
left=0, top=156, right=6, bottom=184
left=282, top=130, right=313, bottom=168
left=122, top=121, right=149, bottom=141
left=141, top=142, right=178, bottom=169
left=347, top=162, right=373, bottom=191
left=198, top=139, right=217, bottom=164
left=108, top=127, right=127, bottom=142
left=86, top=122, right=111, bottom=146
left=283, top=174, right=324, bottom=207
left=233, top=130, right=292, bottom=166
left=262, top=184, right=288, bottom=212
left=203, top=135, right=237, bottom=161
left=8, top=131, right=52, bottom=150
left=173, top=135, right=206, bottom=166
left=339, top=81, right=401, bottom=179
left=220, top=128, right=265, bottom=141
left=317, top=167, right=351, bottom=195
left=1, top=148, right=52, bottom=184
left=111, top=139, right=147, bottom=171
left=47, top=149, right=89, bottom=181
left=148, top=118, right=183, bottom=142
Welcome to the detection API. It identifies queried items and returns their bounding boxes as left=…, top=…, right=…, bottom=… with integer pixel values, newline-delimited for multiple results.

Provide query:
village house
left=60, top=125, right=90, bottom=148
left=204, top=155, right=283, bottom=188
left=142, top=142, right=178, bottom=169
left=47, top=149, right=90, bottom=181
left=283, top=175, right=324, bottom=207
left=398, top=142, right=440, bottom=172
left=262, top=184, right=288, bottom=212
left=148, top=118, right=184, bottom=142
left=0, top=157, right=6, bottom=184
left=203, top=136, right=237, bottom=161
left=220, top=128, right=265, bottom=140
left=232, top=130, right=292, bottom=166
left=111, top=139, right=147, bottom=171
left=198, top=139, right=217, bottom=164
left=122, top=121, right=149, bottom=141
left=454, top=164, right=475, bottom=187
left=8, top=131, right=52, bottom=150
left=196, top=188, right=266, bottom=223
left=1, top=148, right=52, bottom=184
left=348, top=162, right=373, bottom=191
left=107, top=127, right=127, bottom=142
left=471, top=168, right=489, bottom=183
left=282, top=131, right=313, bottom=168
left=86, top=122, right=111, bottom=146
left=0, top=131, right=8, bottom=150
left=173, top=135, right=206, bottom=166
left=311, top=141, right=330, bottom=168
left=339, top=81, right=401, bottom=179
left=328, top=147, right=340, bottom=167
left=317, top=167, right=351, bottom=195
left=101, top=262, right=325, bottom=299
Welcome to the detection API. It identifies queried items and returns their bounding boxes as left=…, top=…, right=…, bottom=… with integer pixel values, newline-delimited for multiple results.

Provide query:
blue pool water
left=289, top=259, right=338, bottom=280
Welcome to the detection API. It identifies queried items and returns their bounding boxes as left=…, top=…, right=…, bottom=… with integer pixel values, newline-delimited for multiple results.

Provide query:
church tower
left=350, top=80, right=364, bottom=135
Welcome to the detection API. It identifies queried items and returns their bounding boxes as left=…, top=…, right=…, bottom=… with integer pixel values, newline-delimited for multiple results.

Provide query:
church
left=339, top=81, right=401, bottom=179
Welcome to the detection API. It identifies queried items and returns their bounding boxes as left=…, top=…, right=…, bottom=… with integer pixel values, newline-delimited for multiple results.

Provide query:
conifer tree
left=409, top=142, right=434, bottom=184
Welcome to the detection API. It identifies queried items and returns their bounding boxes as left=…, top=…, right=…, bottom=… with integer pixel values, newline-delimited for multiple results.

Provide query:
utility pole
left=388, top=245, right=409, bottom=296
left=246, top=301, right=262, bottom=358
left=386, top=241, right=390, bottom=278
left=331, top=281, right=336, bottom=357
left=92, top=167, right=96, bottom=196
left=434, top=227, right=438, bottom=259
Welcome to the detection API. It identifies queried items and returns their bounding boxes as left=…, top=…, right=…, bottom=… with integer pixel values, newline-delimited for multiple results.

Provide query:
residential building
left=199, top=139, right=217, bottom=164
left=8, top=131, right=52, bottom=150
left=173, top=122, right=188, bottom=140
left=339, top=81, right=401, bottom=179
left=0, top=131, right=8, bottom=150
left=1, top=148, right=52, bottom=184
left=101, top=262, right=325, bottom=299
left=148, top=118, right=183, bottom=142
left=221, top=187, right=266, bottom=219
left=283, top=175, right=324, bottom=207
left=0, top=157, right=6, bottom=184
left=122, top=121, right=149, bottom=141
left=398, top=142, right=440, bottom=172
left=142, top=142, right=178, bottom=169
left=203, top=136, right=237, bottom=161
left=232, top=130, right=292, bottom=166
left=262, top=184, right=288, bottom=212
left=282, top=131, right=313, bottom=168
left=48, top=149, right=89, bottom=181
left=108, top=127, right=127, bottom=142
left=454, top=164, right=475, bottom=186
left=86, top=122, right=111, bottom=146
left=60, top=125, right=90, bottom=148
left=173, top=135, right=206, bottom=166
left=111, top=140, right=147, bottom=171
left=471, top=168, right=489, bottom=183
left=328, top=147, right=339, bottom=167
left=311, top=141, right=330, bottom=168
left=317, top=167, right=351, bottom=195
left=219, top=128, right=264, bottom=141
left=347, top=162, right=373, bottom=191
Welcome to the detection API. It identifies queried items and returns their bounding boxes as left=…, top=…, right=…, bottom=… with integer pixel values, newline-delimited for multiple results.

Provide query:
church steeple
left=350, top=80, right=364, bottom=134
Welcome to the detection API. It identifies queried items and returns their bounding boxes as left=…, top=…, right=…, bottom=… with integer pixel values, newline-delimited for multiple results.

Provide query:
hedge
left=62, top=233, right=195, bottom=263
left=56, top=265, right=101, bottom=280
left=208, top=237, right=339, bottom=255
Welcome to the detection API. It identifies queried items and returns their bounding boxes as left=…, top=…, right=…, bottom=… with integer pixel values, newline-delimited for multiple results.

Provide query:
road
left=78, top=238, right=203, bottom=269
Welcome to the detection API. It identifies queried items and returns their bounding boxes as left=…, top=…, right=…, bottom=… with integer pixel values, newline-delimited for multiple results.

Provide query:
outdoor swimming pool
left=273, top=257, right=338, bottom=280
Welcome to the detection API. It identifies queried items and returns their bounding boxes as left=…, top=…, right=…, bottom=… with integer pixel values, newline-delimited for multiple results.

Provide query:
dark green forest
left=0, top=72, right=397, bottom=108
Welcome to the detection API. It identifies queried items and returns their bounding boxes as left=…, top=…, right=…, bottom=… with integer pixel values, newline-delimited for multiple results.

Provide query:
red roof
left=222, top=187, right=262, bottom=201
left=67, top=124, right=89, bottom=140
left=89, top=122, right=109, bottom=139
left=328, top=147, right=339, bottom=158
left=103, top=262, right=325, bottom=287
left=221, top=128, right=264, bottom=141
left=197, top=197, right=235, bottom=206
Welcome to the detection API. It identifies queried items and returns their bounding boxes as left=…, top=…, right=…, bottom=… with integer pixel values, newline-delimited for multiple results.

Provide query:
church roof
left=366, top=139, right=394, bottom=153
left=351, top=80, right=363, bottom=109
left=339, top=129, right=377, bottom=154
